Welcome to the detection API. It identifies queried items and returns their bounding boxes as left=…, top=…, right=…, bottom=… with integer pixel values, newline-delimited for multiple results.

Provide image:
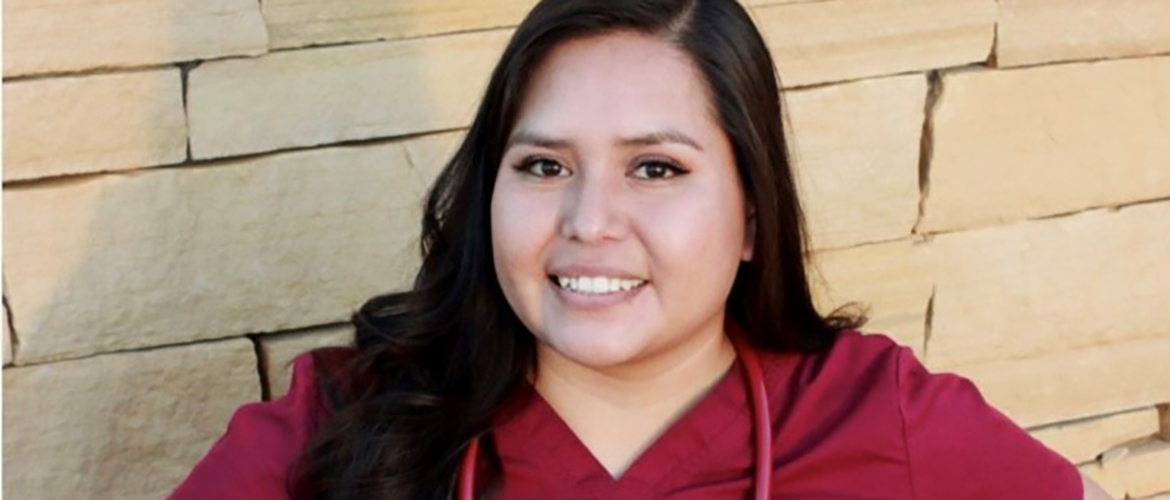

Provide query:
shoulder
left=167, top=350, right=344, bottom=499
left=757, top=329, right=906, bottom=395
left=756, top=329, right=1082, bottom=499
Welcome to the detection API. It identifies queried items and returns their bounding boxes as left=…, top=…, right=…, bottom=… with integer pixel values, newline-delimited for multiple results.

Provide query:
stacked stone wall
left=3, top=1, right=1169, bottom=497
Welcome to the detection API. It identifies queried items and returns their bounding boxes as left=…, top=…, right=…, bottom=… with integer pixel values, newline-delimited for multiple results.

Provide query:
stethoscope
left=457, top=330, right=773, bottom=499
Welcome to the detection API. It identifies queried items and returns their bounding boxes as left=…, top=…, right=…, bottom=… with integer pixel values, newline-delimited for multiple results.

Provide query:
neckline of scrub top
left=490, top=347, right=755, bottom=493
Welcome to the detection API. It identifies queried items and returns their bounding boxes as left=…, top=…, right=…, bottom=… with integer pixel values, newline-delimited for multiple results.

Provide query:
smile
left=550, top=275, right=647, bottom=295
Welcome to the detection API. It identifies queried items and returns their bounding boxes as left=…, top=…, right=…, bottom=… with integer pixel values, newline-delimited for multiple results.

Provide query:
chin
left=541, top=322, right=655, bottom=368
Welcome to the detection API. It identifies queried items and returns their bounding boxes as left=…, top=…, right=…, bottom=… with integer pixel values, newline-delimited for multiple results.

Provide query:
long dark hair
left=290, top=0, right=863, bottom=498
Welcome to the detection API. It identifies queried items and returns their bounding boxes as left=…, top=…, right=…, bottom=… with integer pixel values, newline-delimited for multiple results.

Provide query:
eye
left=517, top=157, right=570, bottom=178
left=631, top=159, right=686, bottom=180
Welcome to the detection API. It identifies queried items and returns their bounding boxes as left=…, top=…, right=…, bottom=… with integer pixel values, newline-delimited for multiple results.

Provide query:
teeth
left=555, top=275, right=646, bottom=294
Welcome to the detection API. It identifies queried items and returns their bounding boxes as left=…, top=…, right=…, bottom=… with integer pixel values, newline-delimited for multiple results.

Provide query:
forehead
left=515, top=31, right=717, bottom=138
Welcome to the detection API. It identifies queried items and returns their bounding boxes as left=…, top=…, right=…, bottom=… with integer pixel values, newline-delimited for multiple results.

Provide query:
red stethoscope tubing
left=458, top=333, right=772, bottom=499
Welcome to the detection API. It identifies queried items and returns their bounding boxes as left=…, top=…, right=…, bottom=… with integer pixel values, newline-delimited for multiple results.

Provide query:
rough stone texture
left=258, top=0, right=829, bottom=51
left=4, top=141, right=428, bottom=364
left=754, top=0, right=995, bottom=87
left=1028, top=407, right=1160, bottom=465
left=1160, top=404, right=1170, bottom=440
left=3, top=0, right=267, bottom=77
left=922, top=57, right=1170, bottom=233
left=3, top=299, right=12, bottom=366
left=1080, top=438, right=1170, bottom=499
left=808, top=239, right=932, bottom=354
left=402, top=131, right=465, bottom=187
left=997, top=0, right=1170, bottom=68
left=3, top=70, right=188, bottom=182
left=785, top=74, right=925, bottom=250
left=949, top=334, right=1170, bottom=428
left=2, top=338, right=258, bottom=500
left=187, top=29, right=511, bottom=159
left=926, top=202, right=1170, bottom=370
left=263, top=0, right=536, bottom=50
left=259, top=325, right=353, bottom=399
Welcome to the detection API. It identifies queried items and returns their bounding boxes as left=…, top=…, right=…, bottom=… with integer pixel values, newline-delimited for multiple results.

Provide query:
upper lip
left=547, top=264, right=647, bottom=281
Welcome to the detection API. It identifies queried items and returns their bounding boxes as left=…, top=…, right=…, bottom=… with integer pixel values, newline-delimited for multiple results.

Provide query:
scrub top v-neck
left=169, top=324, right=1084, bottom=500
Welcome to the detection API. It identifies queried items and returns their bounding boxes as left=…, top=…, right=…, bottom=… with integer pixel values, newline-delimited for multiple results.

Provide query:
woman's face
left=491, top=31, right=753, bottom=370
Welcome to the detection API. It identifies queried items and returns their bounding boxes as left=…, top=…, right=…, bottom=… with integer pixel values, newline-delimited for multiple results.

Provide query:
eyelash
left=513, top=156, right=688, bottom=180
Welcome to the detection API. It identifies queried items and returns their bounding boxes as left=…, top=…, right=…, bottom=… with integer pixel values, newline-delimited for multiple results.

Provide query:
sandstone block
left=922, top=57, right=1170, bottom=232
left=809, top=239, right=933, bottom=354
left=3, top=300, right=12, bottom=365
left=926, top=202, right=1170, bottom=369
left=1160, top=404, right=1170, bottom=440
left=755, top=0, right=995, bottom=87
left=997, top=0, right=1170, bottom=68
left=259, top=325, right=352, bottom=399
left=1028, top=407, right=1160, bottom=465
left=259, top=0, right=812, bottom=51
left=188, top=29, right=511, bottom=159
left=402, top=131, right=466, bottom=188
left=785, top=74, right=925, bottom=250
left=263, top=0, right=536, bottom=50
left=950, top=335, right=1170, bottom=428
left=3, top=0, right=266, bottom=77
left=2, top=338, right=258, bottom=500
left=3, top=70, right=188, bottom=182
left=1080, top=438, right=1170, bottom=499
left=4, top=141, right=428, bottom=363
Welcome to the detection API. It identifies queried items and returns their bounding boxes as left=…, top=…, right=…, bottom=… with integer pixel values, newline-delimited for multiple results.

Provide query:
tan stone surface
left=3, top=70, right=188, bottom=182
left=922, top=57, right=1170, bottom=233
left=261, top=0, right=875, bottom=51
left=950, top=334, right=1170, bottom=428
left=4, top=141, right=428, bottom=364
left=755, top=0, right=995, bottom=87
left=264, top=0, right=536, bottom=49
left=997, top=0, right=1170, bottom=68
left=402, top=131, right=466, bottom=188
left=3, top=299, right=12, bottom=365
left=3, top=0, right=266, bottom=77
left=1029, top=407, right=1160, bottom=465
left=1160, top=404, right=1170, bottom=440
left=926, top=202, right=1170, bottom=370
left=260, top=325, right=353, bottom=399
left=1080, top=438, right=1170, bottom=499
left=2, top=338, right=258, bottom=500
left=809, top=239, right=932, bottom=354
left=785, top=74, right=925, bottom=250
left=188, top=29, right=511, bottom=159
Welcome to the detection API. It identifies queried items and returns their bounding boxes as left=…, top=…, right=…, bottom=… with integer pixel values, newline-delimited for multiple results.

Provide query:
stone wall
left=3, top=0, right=1169, bottom=498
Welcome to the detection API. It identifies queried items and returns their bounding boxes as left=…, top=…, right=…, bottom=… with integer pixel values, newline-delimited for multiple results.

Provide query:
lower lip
left=549, top=278, right=647, bottom=311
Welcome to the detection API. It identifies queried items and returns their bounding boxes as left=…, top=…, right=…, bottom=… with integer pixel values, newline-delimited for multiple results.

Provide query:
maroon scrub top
left=169, top=326, right=1083, bottom=499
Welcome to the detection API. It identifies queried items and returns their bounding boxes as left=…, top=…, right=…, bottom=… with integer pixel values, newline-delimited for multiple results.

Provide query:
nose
left=559, top=167, right=627, bottom=244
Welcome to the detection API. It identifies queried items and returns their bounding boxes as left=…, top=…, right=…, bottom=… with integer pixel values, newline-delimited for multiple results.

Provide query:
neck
left=531, top=316, right=736, bottom=478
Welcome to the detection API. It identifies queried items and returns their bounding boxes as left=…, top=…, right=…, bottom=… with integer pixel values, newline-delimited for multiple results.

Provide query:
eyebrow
left=506, top=129, right=705, bottom=152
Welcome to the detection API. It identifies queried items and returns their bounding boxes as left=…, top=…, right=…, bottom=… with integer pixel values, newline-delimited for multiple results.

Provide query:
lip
left=548, top=276, right=647, bottom=311
left=546, top=263, right=646, bottom=281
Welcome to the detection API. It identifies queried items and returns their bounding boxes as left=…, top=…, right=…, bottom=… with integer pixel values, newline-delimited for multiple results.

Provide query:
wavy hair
left=289, top=0, right=863, bottom=498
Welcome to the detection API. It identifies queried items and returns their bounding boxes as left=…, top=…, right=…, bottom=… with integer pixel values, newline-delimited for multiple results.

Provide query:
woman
left=171, top=0, right=1114, bottom=498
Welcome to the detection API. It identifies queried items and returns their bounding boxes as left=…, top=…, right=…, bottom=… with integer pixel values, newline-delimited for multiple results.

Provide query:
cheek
left=636, top=180, right=745, bottom=284
left=490, top=180, right=558, bottom=289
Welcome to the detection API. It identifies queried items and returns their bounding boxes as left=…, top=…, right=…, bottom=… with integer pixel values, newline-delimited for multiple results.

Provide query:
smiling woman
left=169, top=1, right=1109, bottom=499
